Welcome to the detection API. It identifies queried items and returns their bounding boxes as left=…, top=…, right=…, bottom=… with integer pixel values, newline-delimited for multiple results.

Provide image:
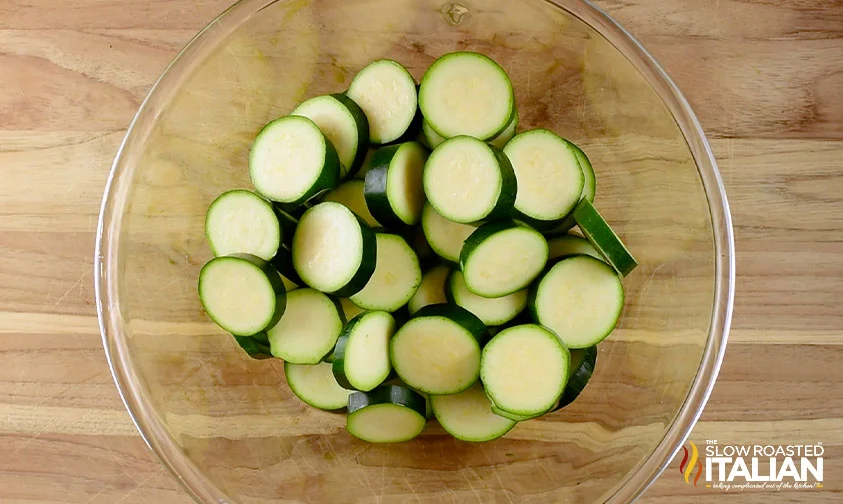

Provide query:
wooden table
left=1, top=0, right=841, bottom=502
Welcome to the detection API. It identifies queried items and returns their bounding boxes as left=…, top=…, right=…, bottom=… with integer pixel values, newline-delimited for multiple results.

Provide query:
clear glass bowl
left=95, top=0, right=735, bottom=502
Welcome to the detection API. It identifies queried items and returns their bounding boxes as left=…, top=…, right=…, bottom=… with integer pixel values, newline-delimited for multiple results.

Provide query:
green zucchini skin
left=336, top=216, right=379, bottom=297
left=553, top=346, right=598, bottom=410
left=249, top=116, right=341, bottom=205
left=572, top=199, right=638, bottom=276
left=232, top=333, right=273, bottom=360
left=363, top=142, right=428, bottom=228
left=411, top=303, right=489, bottom=347
left=364, top=145, right=401, bottom=227
left=459, top=220, right=548, bottom=297
left=331, top=311, right=395, bottom=391
left=347, top=384, right=426, bottom=417
left=199, top=253, right=287, bottom=336
left=331, top=93, right=372, bottom=177
left=270, top=245, right=303, bottom=287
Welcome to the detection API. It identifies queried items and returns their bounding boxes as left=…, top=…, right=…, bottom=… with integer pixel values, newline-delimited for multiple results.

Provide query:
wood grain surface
left=1, top=0, right=842, bottom=502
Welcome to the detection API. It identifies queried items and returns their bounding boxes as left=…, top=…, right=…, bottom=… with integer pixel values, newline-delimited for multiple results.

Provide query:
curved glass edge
left=551, top=1, right=736, bottom=503
left=93, top=1, right=736, bottom=504
left=94, top=1, right=280, bottom=503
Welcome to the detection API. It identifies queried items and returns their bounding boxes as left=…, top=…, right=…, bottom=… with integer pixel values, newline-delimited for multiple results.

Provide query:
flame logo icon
left=679, top=441, right=703, bottom=486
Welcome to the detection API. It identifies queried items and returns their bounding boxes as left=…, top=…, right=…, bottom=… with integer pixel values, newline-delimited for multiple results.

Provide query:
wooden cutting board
left=1, top=0, right=841, bottom=502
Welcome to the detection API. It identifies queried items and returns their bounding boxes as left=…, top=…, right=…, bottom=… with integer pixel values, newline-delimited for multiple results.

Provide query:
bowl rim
left=94, top=0, right=735, bottom=502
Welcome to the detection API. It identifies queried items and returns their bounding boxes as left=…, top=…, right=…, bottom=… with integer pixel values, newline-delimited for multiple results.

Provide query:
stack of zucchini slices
left=198, top=52, right=636, bottom=444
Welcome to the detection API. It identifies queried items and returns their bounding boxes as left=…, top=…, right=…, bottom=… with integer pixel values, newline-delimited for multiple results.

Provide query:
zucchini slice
left=332, top=311, right=396, bottom=391
left=420, top=202, right=477, bottom=265
left=504, top=129, right=584, bottom=227
left=205, top=190, right=281, bottom=261
left=269, top=244, right=303, bottom=287
left=338, top=297, right=367, bottom=322
left=266, top=288, right=344, bottom=364
left=285, top=361, right=353, bottom=410
left=349, top=233, right=421, bottom=312
left=249, top=115, right=340, bottom=204
left=446, top=270, right=527, bottom=326
left=347, top=59, right=418, bottom=145
left=431, top=382, right=516, bottom=442
left=548, top=234, right=602, bottom=261
left=460, top=220, right=548, bottom=298
left=481, top=324, right=570, bottom=416
left=364, top=142, right=429, bottom=227
left=530, top=255, right=624, bottom=348
left=292, top=93, right=370, bottom=177
left=541, top=145, right=598, bottom=236
left=346, top=384, right=427, bottom=443
left=419, top=51, right=514, bottom=140
left=422, top=120, right=446, bottom=150
left=554, top=346, right=597, bottom=410
left=488, top=109, right=519, bottom=150
left=391, top=304, right=488, bottom=395
left=321, top=179, right=380, bottom=228
left=407, top=264, right=450, bottom=315
left=232, top=334, right=273, bottom=360
left=573, top=199, right=638, bottom=276
left=198, top=254, right=287, bottom=337
left=292, top=202, right=377, bottom=297
left=423, top=136, right=517, bottom=224
left=571, top=142, right=596, bottom=204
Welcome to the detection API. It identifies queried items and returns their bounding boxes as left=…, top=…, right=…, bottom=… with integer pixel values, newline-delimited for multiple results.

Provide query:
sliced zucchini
left=488, top=109, right=519, bottom=150
left=292, top=93, right=370, bottom=178
left=423, top=136, right=517, bottom=224
left=273, top=206, right=299, bottom=245
left=198, top=254, right=286, bottom=337
left=354, top=148, right=377, bottom=180
left=419, top=52, right=514, bottom=140
left=490, top=404, right=549, bottom=422
left=349, top=233, right=421, bottom=311
left=554, top=346, right=597, bottom=410
left=332, top=311, right=396, bottom=391
left=267, top=288, right=344, bottom=364
left=422, top=120, right=445, bottom=150
left=571, top=142, right=596, bottom=204
left=270, top=244, right=303, bottom=287
left=364, top=142, right=429, bottom=227
left=460, top=221, right=548, bottom=298
left=573, top=199, right=638, bottom=276
left=205, top=190, right=281, bottom=261
left=446, top=270, right=527, bottom=326
left=423, top=110, right=516, bottom=151
left=541, top=144, right=597, bottom=236
left=346, top=59, right=418, bottom=145
left=548, top=234, right=602, bottom=261
left=530, top=255, right=624, bottom=348
left=504, top=129, right=584, bottom=227
left=338, top=298, right=367, bottom=322
left=285, top=361, right=353, bottom=410
left=431, top=382, right=515, bottom=442
left=249, top=115, right=340, bottom=204
left=481, top=324, right=570, bottom=416
left=390, top=303, right=487, bottom=395
left=321, top=179, right=380, bottom=227
left=292, top=202, right=377, bottom=296
left=409, top=225, right=435, bottom=267
left=232, top=334, right=273, bottom=360
left=407, top=264, right=450, bottom=315
left=346, top=384, right=427, bottom=443
left=420, top=202, right=477, bottom=265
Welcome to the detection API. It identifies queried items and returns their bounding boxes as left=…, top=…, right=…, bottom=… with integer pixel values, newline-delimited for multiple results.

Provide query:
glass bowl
left=95, top=0, right=735, bottom=502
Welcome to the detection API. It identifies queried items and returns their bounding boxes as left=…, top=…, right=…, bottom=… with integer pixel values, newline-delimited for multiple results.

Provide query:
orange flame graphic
left=679, top=441, right=703, bottom=486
